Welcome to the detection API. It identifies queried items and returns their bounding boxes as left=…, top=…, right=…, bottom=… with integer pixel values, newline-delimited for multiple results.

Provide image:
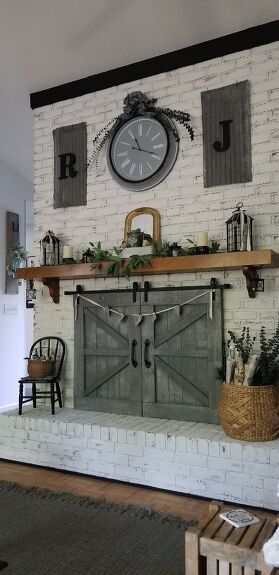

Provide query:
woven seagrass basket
left=27, top=359, right=55, bottom=378
left=218, top=383, right=279, bottom=441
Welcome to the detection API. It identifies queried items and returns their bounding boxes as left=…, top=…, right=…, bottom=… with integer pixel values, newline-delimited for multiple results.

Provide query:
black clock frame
left=107, top=113, right=179, bottom=192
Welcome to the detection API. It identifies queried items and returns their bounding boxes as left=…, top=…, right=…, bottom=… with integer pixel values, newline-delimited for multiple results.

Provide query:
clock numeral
left=118, top=151, right=128, bottom=157
left=151, top=154, right=161, bottom=161
left=139, top=163, right=143, bottom=177
left=138, top=123, right=143, bottom=137
left=151, top=132, right=161, bottom=141
left=153, top=144, right=163, bottom=149
left=129, top=163, right=136, bottom=175
left=121, top=158, right=131, bottom=168
left=128, top=129, right=135, bottom=140
left=120, top=141, right=131, bottom=146
left=146, top=161, right=153, bottom=170
left=146, top=124, right=152, bottom=137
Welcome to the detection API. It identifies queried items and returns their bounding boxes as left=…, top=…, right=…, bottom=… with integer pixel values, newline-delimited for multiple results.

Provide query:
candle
left=197, top=232, right=208, bottom=247
left=63, top=245, right=73, bottom=259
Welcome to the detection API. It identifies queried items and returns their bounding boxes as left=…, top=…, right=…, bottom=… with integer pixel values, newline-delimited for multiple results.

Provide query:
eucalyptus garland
left=87, top=91, right=194, bottom=168
left=80, top=241, right=152, bottom=278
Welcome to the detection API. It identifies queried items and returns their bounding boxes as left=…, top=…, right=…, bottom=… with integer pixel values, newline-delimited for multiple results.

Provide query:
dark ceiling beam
left=30, top=20, right=279, bottom=109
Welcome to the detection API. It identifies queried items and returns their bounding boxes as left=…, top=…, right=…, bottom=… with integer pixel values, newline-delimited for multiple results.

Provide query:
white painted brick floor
left=0, top=408, right=278, bottom=510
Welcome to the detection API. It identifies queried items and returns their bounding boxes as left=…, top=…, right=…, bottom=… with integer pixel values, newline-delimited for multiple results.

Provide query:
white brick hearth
left=0, top=409, right=278, bottom=511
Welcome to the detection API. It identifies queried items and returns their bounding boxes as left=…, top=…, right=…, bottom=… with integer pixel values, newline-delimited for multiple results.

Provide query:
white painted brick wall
left=32, top=40, right=279, bottom=406
left=0, top=410, right=278, bottom=510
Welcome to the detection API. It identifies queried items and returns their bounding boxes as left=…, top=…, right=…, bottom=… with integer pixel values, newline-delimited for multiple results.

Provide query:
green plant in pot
left=126, top=228, right=143, bottom=248
left=218, top=324, right=279, bottom=442
left=7, top=243, right=28, bottom=278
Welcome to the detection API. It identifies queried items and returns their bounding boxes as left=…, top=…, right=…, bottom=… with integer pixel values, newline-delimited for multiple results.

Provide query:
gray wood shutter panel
left=141, top=289, right=223, bottom=424
left=53, top=122, right=87, bottom=208
left=201, top=80, right=252, bottom=188
left=75, top=293, right=143, bottom=416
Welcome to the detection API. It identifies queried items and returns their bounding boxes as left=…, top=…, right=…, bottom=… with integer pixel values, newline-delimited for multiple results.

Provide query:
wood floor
left=0, top=460, right=209, bottom=522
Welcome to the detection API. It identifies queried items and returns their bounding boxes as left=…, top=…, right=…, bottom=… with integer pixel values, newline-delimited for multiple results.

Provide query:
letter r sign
left=53, top=122, right=87, bottom=208
left=59, top=153, right=78, bottom=180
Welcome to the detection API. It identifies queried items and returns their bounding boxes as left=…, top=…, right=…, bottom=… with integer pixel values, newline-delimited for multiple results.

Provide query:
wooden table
left=185, top=502, right=278, bottom=575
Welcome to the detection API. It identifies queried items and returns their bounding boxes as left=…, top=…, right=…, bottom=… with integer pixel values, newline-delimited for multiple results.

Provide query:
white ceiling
left=0, top=0, right=278, bottom=183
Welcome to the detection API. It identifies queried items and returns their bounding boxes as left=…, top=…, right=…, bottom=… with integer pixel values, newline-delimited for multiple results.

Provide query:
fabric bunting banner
left=74, top=290, right=215, bottom=324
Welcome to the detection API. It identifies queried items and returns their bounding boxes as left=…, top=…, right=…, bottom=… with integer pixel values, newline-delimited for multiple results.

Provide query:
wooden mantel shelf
left=17, top=249, right=279, bottom=303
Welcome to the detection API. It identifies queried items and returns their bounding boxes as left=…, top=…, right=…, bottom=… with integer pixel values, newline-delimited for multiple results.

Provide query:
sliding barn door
left=141, top=289, right=223, bottom=423
left=75, top=292, right=142, bottom=415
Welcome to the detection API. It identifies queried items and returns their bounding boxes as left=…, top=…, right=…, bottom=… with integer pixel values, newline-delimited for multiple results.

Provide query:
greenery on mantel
left=154, top=239, right=220, bottom=257
left=97, top=254, right=152, bottom=279
left=79, top=238, right=220, bottom=278
left=187, top=239, right=220, bottom=255
left=81, top=242, right=151, bottom=278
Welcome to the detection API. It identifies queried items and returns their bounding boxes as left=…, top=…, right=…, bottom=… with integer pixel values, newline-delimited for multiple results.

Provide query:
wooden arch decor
left=124, top=207, right=160, bottom=244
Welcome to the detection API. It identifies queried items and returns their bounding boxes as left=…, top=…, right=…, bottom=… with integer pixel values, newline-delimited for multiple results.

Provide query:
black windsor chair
left=18, top=337, right=65, bottom=415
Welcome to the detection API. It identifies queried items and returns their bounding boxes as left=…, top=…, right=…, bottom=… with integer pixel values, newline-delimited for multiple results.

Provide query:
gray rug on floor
left=0, top=480, right=196, bottom=575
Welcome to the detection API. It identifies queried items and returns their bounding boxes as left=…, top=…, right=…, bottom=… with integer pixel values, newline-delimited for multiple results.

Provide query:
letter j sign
left=201, top=81, right=252, bottom=188
left=53, top=122, right=87, bottom=208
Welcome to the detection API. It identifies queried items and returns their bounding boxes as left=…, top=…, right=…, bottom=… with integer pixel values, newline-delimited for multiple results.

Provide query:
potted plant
left=218, top=324, right=279, bottom=441
left=6, top=243, right=28, bottom=278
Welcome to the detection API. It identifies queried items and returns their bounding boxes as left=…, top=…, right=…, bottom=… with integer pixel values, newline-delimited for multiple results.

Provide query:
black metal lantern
left=226, top=202, right=253, bottom=253
left=40, top=230, right=60, bottom=266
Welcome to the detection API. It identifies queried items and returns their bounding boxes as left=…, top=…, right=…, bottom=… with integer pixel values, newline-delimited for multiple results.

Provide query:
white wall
left=0, top=160, right=33, bottom=410
left=0, top=62, right=33, bottom=183
left=32, top=40, right=279, bottom=406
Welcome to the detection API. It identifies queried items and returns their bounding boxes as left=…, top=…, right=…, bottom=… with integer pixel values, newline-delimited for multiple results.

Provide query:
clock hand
left=131, top=146, right=156, bottom=155
left=134, top=137, right=141, bottom=151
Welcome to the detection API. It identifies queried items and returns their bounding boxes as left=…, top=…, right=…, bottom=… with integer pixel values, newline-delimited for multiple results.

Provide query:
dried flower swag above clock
left=87, top=91, right=194, bottom=169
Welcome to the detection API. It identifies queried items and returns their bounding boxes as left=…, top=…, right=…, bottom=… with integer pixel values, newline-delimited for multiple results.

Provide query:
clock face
left=107, top=115, right=179, bottom=192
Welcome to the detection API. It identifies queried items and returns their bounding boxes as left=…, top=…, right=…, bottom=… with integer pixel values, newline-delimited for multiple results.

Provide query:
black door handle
left=131, top=339, right=138, bottom=368
left=144, top=281, right=150, bottom=302
left=132, top=282, right=138, bottom=302
left=144, top=339, right=151, bottom=368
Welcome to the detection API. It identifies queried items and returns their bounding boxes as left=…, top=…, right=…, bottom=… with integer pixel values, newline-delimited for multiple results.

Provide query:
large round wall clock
left=107, top=114, right=179, bottom=191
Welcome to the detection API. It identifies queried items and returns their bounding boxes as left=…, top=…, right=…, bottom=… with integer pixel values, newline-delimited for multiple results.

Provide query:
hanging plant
left=6, top=243, right=28, bottom=277
left=87, top=91, right=194, bottom=169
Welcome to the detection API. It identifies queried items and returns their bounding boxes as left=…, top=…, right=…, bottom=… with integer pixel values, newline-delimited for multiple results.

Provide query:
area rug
left=0, top=480, right=196, bottom=575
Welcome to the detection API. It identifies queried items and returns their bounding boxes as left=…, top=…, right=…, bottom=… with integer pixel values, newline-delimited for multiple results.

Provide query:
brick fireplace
left=3, top=35, right=279, bottom=509
left=31, top=39, right=279, bottom=410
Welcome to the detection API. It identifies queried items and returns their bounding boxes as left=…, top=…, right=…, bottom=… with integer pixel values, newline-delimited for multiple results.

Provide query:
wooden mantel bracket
left=242, top=266, right=257, bottom=298
left=42, top=278, right=60, bottom=303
